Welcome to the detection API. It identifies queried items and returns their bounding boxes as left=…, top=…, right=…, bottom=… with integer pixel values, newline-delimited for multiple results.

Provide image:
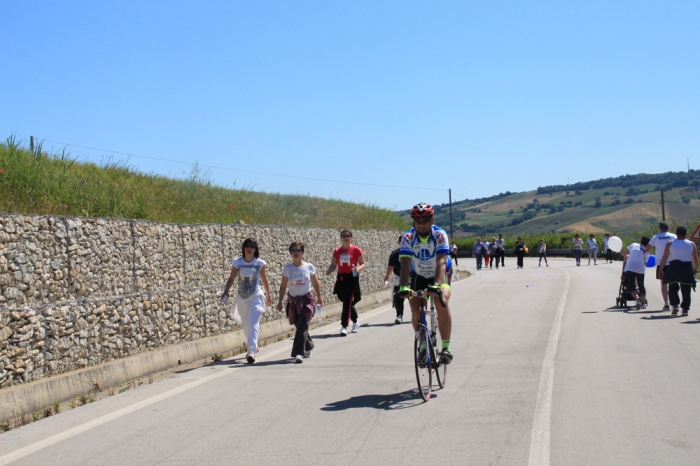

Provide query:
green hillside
left=0, top=136, right=408, bottom=229
left=419, top=172, right=700, bottom=237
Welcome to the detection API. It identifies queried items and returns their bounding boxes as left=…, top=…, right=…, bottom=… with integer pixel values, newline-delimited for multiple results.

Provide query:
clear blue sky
left=2, top=1, right=699, bottom=210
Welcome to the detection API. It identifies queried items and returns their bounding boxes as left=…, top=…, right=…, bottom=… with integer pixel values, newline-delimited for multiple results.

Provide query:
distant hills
left=405, top=171, right=700, bottom=237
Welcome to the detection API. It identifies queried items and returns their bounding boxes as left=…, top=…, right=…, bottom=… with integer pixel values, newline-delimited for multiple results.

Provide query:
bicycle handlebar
left=409, top=289, right=447, bottom=308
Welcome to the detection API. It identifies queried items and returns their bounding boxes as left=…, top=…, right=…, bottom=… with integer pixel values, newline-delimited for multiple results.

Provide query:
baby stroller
left=615, top=274, right=638, bottom=308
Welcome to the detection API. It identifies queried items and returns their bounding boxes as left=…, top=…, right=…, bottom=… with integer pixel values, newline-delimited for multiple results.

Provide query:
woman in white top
left=222, top=238, right=272, bottom=364
left=538, top=239, right=548, bottom=267
left=658, top=226, right=698, bottom=316
left=587, top=234, right=598, bottom=265
left=622, top=236, right=650, bottom=310
left=277, top=241, right=323, bottom=363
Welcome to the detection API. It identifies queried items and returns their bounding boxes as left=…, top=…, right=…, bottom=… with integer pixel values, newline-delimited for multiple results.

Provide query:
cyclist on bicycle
left=398, top=202, right=453, bottom=364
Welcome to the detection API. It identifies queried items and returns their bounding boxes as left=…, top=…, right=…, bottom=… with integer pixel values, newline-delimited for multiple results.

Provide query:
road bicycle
left=411, top=289, right=447, bottom=401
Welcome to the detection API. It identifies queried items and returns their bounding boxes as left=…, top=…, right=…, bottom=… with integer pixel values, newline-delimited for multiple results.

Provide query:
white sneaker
left=351, top=322, right=360, bottom=333
left=304, top=350, right=312, bottom=358
left=294, top=355, right=304, bottom=364
left=394, top=315, right=403, bottom=325
left=641, top=303, right=648, bottom=309
left=340, top=326, right=348, bottom=336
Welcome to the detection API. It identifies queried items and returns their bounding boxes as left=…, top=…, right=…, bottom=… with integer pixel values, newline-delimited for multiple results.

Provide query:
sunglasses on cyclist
left=289, top=248, right=302, bottom=253
left=341, top=235, right=352, bottom=238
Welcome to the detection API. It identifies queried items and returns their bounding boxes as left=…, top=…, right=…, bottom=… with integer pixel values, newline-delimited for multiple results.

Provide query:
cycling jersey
left=400, top=225, right=450, bottom=279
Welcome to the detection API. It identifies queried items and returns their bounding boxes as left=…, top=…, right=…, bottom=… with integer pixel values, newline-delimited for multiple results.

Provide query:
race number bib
left=339, top=254, right=351, bottom=267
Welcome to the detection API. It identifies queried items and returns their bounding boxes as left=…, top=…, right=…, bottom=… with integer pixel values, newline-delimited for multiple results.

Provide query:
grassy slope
left=0, top=137, right=408, bottom=230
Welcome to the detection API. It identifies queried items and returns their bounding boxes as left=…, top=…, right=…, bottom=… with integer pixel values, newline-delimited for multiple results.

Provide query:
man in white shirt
left=646, top=221, right=677, bottom=311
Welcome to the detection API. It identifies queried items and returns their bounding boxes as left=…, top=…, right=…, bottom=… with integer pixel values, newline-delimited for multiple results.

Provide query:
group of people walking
left=622, top=221, right=698, bottom=315
left=221, top=229, right=366, bottom=364
left=471, top=235, right=506, bottom=270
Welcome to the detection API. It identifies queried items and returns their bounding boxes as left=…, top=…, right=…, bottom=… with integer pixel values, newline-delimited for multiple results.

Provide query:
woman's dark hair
left=241, top=237, right=260, bottom=258
left=340, top=229, right=353, bottom=238
left=640, top=236, right=650, bottom=247
left=289, top=241, right=305, bottom=253
left=676, top=226, right=687, bottom=237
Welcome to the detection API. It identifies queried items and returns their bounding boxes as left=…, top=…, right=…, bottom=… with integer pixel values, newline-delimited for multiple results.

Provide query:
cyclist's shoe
left=394, top=315, right=403, bottom=325
left=352, top=322, right=360, bottom=333
left=340, top=326, right=348, bottom=336
left=662, top=303, right=671, bottom=311
left=439, top=350, right=453, bottom=365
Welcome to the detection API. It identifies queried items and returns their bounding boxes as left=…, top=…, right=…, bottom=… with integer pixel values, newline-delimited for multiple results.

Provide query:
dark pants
left=669, top=283, right=692, bottom=311
left=517, top=253, right=524, bottom=268
left=335, top=273, right=360, bottom=327
left=496, top=249, right=504, bottom=267
left=606, top=249, right=613, bottom=262
left=291, top=312, right=314, bottom=357
left=475, top=253, right=482, bottom=270
left=451, top=252, right=458, bottom=266
left=539, top=252, right=548, bottom=264
left=573, top=249, right=582, bottom=265
left=392, top=285, right=405, bottom=317
left=624, top=271, right=646, bottom=297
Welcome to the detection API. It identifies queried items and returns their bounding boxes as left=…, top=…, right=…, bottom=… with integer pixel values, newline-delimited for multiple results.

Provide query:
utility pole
left=661, top=189, right=666, bottom=221
left=449, top=189, right=454, bottom=240
left=30, top=136, right=34, bottom=154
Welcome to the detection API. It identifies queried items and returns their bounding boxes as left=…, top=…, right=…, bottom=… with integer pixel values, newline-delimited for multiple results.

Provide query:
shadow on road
left=680, top=319, right=700, bottom=324
left=362, top=323, right=396, bottom=328
left=640, top=315, right=681, bottom=320
left=321, top=389, right=431, bottom=411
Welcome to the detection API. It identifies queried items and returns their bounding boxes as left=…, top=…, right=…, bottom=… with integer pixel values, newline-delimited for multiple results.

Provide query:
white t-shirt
left=649, top=232, right=677, bottom=254
left=233, top=257, right=266, bottom=299
left=483, top=241, right=490, bottom=253
left=668, top=239, right=694, bottom=262
left=282, top=263, right=316, bottom=297
left=587, top=238, right=598, bottom=250
left=623, top=243, right=646, bottom=274
left=572, top=238, right=583, bottom=250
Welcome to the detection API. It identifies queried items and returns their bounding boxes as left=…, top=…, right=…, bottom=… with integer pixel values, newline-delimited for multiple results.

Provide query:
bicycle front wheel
left=432, top=321, right=447, bottom=389
left=414, top=327, right=432, bottom=401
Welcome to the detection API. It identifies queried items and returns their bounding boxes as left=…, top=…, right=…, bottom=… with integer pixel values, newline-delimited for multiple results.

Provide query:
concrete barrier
left=0, top=288, right=392, bottom=422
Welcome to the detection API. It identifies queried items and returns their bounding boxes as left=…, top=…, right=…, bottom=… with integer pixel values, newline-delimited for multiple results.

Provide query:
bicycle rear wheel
left=414, top=327, right=432, bottom=401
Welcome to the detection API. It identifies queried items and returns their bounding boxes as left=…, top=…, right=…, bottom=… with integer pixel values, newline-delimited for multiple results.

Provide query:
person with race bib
left=221, top=238, right=272, bottom=364
left=326, top=230, right=366, bottom=336
left=397, top=203, right=454, bottom=364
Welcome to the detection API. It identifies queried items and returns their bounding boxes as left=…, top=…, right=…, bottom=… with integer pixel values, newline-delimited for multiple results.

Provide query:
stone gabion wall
left=0, top=214, right=400, bottom=388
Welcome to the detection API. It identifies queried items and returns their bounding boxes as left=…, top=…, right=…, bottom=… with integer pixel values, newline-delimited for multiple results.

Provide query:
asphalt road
left=1, top=257, right=699, bottom=465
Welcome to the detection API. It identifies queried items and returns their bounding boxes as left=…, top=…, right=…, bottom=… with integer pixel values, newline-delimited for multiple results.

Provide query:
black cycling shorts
left=409, top=272, right=451, bottom=295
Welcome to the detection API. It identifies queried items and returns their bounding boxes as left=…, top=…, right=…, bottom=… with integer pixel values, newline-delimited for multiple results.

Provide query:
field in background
left=0, top=136, right=408, bottom=230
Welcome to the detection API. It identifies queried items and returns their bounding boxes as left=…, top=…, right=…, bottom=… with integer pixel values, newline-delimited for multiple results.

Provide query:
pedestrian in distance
left=646, top=221, right=677, bottom=311
left=495, top=233, right=506, bottom=268
left=572, top=234, right=584, bottom=266
left=515, top=237, right=526, bottom=269
left=384, top=237, right=406, bottom=324
left=657, top=226, right=698, bottom=316
left=488, top=237, right=498, bottom=269
left=587, top=234, right=598, bottom=265
left=483, top=238, right=491, bottom=268
left=277, top=241, right=323, bottom=363
left=473, top=237, right=484, bottom=270
left=603, top=233, right=613, bottom=263
left=450, top=241, right=459, bottom=266
left=326, top=229, right=366, bottom=336
left=622, top=236, right=650, bottom=310
left=538, top=239, right=548, bottom=267
left=221, top=238, right=272, bottom=364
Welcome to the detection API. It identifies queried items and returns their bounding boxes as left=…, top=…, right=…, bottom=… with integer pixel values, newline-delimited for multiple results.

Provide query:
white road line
left=0, top=302, right=396, bottom=465
left=528, top=271, right=570, bottom=466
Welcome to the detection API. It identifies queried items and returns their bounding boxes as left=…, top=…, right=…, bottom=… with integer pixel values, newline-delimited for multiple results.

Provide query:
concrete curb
left=0, top=289, right=392, bottom=422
